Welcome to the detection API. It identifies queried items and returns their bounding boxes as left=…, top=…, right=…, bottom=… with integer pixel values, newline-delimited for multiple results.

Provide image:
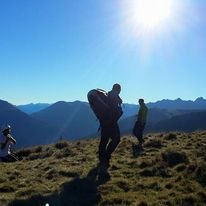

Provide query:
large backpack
left=87, top=89, right=123, bottom=122
left=87, top=89, right=110, bottom=121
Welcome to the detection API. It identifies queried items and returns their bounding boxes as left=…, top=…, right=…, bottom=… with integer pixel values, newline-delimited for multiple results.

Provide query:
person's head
left=2, top=125, right=11, bottom=136
left=112, top=83, right=121, bottom=94
left=139, top=98, right=144, bottom=105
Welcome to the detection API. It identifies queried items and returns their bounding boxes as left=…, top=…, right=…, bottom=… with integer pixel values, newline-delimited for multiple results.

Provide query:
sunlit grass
left=0, top=131, right=206, bottom=205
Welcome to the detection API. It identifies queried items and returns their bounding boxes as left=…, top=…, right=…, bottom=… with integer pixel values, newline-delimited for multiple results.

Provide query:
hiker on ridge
left=87, top=83, right=123, bottom=178
left=98, top=84, right=123, bottom=173
left=0, top=125, right=18, bottom=162
left=133, top=98, right=148, bottom=149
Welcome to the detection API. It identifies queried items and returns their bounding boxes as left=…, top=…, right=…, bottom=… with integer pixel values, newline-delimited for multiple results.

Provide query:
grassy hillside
left=0, top=131, right=206, bottom=206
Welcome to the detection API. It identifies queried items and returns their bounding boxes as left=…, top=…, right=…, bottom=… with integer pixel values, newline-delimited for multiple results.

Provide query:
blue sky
left=0, top=0, right=205, bottom=105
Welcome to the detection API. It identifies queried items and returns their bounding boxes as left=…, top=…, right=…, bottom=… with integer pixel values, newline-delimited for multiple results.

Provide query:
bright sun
left=131, top=0, right=176, bottom=31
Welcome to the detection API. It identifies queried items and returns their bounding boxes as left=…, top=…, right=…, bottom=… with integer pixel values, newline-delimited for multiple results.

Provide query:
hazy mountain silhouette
left=121, top=103, right=137, bottom=118
left=119, top=97, right=206, bottom=118
left=147, top=97, right=206, bottom=110
left=31, top=100, right=206, bottom=140
left=1, top=98, right=206, bottom=146
left=17, top=103, right=51, bottom=114
left=36, top=101, right=199, bottom=138
left=0, top=100, right=58, bottom=147
left=17, top=97, right=206, bottom=116
left=31, top=101, right=99, bottom=139
left=119, top=108, right=196, bottom=134
left=152, top=110, right=206, bottom=132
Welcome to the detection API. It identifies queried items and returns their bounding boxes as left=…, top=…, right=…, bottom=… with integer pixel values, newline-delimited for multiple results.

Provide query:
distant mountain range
left=0, top=100, right=58, bottom=147
left=31, top=101, right=99, bottom=140
left=147, top=97, right=206, bottom=110
left=16, top=103, right=51, bottom=114
left=0, top=97, right=205, bottom=148
left=31, top=101, right=206, bottom=140
left=153, top=110, right=206, bottom=132
left=17, top=97, right=206, bottom=114
left=119, top=109, right=206, bottom=135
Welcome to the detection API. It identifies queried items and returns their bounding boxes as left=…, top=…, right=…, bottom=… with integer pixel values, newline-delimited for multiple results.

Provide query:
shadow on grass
left=8, top=167, right=103, bottom=206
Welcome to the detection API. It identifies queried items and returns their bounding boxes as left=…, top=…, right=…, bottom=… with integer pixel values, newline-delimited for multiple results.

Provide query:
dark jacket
left=107, top=90, right=123, bottom=121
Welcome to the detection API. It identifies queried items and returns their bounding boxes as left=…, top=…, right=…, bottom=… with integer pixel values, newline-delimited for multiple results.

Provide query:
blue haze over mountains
left=17, top=103, right=50, bottom=114
left=0, top=100, right=58, bottom=147
left=0, top=98, right=205, bottom=148
left=17, top=97, right=206, bottom=114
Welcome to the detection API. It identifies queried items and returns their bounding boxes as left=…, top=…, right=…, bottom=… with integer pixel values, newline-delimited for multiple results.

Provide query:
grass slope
left=0, top=131, right=206, bottom=206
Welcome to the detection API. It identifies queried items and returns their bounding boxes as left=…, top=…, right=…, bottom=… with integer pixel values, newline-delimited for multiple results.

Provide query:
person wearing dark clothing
left=98, top=84, right=123, bottom=175
left=133, top=99, right=148, bottom=149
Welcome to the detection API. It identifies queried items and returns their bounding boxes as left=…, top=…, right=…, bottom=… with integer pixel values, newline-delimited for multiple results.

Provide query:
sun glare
left=130, top=0, right=176, bottom=31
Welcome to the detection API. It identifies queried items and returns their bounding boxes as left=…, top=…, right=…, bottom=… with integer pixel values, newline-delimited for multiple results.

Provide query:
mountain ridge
left=0, top=100, right=59, bottom=147
left=1, top=98, right=206, bottom=147
left=16, top=97, right=206, bottom=114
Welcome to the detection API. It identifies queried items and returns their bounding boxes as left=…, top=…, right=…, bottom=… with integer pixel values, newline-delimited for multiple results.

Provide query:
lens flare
left=134, top=0, right=173, bottom=29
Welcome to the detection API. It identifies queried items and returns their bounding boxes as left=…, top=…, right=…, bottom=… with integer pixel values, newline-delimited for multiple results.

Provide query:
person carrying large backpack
left=88, top=83, right=123, bottom=178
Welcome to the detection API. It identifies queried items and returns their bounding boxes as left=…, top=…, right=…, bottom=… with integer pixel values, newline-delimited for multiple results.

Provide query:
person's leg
left=133, top=121, right=145, bottom=146
left=132, top=121, right=139, bottom=137
left=105, top=122, right=120, bottom=162
left=98, top=126, right=111, bottom=178
left=98, top=121, right=110, bottom=164
left=138, top=123, right=146, bottom=145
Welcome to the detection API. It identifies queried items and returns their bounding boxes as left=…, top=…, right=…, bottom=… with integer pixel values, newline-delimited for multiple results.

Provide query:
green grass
left=0, top=131, right=206, bottom=206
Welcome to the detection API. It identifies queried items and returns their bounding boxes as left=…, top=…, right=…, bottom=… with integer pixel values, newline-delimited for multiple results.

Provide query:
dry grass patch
left=1, top=131, right=206, bottom=206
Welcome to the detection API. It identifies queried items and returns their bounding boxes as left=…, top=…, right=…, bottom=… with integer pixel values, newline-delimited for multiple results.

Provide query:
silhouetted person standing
left=133, top=99, right=148, bottom=149
left=98, top=83, right=123, bottom=176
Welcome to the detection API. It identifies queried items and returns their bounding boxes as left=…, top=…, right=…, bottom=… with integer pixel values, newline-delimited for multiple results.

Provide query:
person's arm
left=117, top=96, right=123, bottom=105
